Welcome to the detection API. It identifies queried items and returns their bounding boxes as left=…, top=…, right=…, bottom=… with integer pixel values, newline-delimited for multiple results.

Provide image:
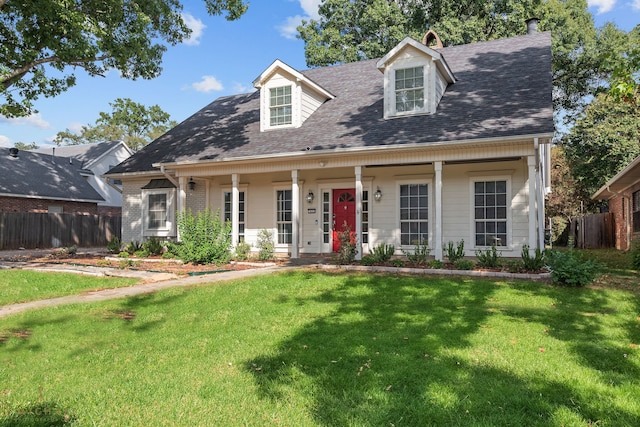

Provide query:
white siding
left=301, top=87, right=325, bottom=124
left=435, top=70, right=448, bottom=108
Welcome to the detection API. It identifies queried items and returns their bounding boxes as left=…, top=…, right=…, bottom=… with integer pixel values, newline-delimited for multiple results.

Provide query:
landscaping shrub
left=546, top=250, right=601, bottom=286
left=402, top=240, right=431, bottom=266
left=256, top=229, right=275, bottom=261
left=134, top=249, right=149, bottom=258
left=503, top=259, right=524, bottom=273
left=521, top=244, right=546, bottom=272
left=370, top=243, right=395, bottom=263
left=107, top=236, right=121, bottom=254
left=335, top=223, right=357, bottom=265
left=454, top=259, right=475, bottom=270
left=125, top=241, right=142, bottom=255
left=118, top=251, right=129, bottom=258
left=390, top=258, right=405, bottom=267
left=176, top=209, right=232, bottom=264
left=475, top=244, right=501, bottom=268
left=444, top=240, right=465, bottom=263
left=234, top=241, right=251, bottom=261
left=360, top=255, right=376, bottom=266
left=143, top=237, right=163, bottom=256
left=429, top=259, right=444, bottom=269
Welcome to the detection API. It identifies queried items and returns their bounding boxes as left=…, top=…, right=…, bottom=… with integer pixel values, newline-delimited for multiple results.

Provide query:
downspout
left=104, top=177, right=123, bottom=194
left=160, top=165, right=181, bottom=240
left=160, top=165, right=179, bottom=188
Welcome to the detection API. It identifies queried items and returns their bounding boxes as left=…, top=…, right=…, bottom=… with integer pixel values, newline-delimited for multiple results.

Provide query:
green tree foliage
left=297, top=0, right=631, bottom=120
left=0, top=0, right=248, bottom=118
left=53, top=97, right=177, bottom=151
left=13, top=141, right=39, bottom=150
left=562, top=92, right=640, bottom=198
left=605, top=25, right=640, bottom=103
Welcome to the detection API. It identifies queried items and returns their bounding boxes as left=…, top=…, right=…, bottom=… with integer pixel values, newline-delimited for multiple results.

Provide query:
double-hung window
left=399, top=183, right=428, bottom=246
left=395, top=66, right=424, bottom=113
left=474, top=180, right=508, bottom=247
left=148, top=193, right=167, bottom=230
left=270, top=86, right=292, bottom=126
left=633, top=190, right=640, bottom=233
left=224, top=191, right=245, bottom=242
left=276, top=190, right=293, bottom=244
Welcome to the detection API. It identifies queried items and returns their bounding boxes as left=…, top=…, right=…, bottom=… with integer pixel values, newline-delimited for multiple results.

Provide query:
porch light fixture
left=374, top=187, right=382, bottom=201
left=306, top=190, right=315, bottom=203
left=188, top=177, right=196, bottom=191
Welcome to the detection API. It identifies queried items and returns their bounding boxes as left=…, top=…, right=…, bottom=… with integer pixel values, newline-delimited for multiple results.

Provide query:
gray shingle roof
left=109, top=32, right=553, bottom=175
left=34, top=140, right=123, bottom=167
left=0, top=149, right=104, bottom=202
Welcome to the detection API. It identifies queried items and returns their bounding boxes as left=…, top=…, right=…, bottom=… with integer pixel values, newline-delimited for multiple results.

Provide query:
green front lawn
left=0, top=270, right=639, bottom=426
left=0, top=270, right=139, bottom=306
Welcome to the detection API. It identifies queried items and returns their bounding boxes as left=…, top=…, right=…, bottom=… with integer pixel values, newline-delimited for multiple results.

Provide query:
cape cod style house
left=106, top=22, right=554, bottom=260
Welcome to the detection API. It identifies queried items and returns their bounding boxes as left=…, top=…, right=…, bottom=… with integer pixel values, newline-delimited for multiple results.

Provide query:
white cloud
left=67, top=122, right=85, bottom=134
left=299, top=0, right=322, bottom=20
left=182, top=12, right=206, bottom=46
left=0, top=113, right=50, bottom=129
left=278, top=15, right=305, bottom=40
left=191, top=75, right=224, bottom=93
left=588, top=0, right=617, bottom=14
left=278, top=0, right=322, bottom=39
left=0, top=135, right=11, bottom=147
left=232, top=82, right=251, bottom=94
left=632, top=0, right=640, bottom=10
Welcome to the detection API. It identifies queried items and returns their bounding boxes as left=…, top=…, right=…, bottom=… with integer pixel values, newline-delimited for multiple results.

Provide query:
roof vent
left=526, top=18, right=539, bottom=35
left=8, top=147, right=18, bottom=157
left=421, top=30, right=443, bottom=49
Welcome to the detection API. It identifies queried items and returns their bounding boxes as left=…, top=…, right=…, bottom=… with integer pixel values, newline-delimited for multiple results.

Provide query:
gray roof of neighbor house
left=108, top=31, right=554, bottom=175
left=35, top=140, right=127, bottom=169
left=0, top=149, right=104, bottom=202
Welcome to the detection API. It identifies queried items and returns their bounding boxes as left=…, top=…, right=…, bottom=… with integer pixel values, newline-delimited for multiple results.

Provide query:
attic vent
left=8, top=147, right=18, bottom=157
left=422, top=30, right=443, bottom=49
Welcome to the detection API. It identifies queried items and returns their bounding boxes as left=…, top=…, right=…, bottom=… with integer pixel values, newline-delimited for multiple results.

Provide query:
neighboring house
left=35, top=140, right=133, bottom=216
left=107, top=21, right=554, bottom=260
left=0, top=147, right=104, bottom=214
left=593, top=155, right=640, bottom=251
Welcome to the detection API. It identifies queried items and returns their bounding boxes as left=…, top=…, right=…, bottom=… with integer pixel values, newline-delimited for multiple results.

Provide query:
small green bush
left=125, top=241, right=143, bottom=255
left=390, top=258, right=405, bottom=268
left=428, top=259, right=444, bottom=269
left=454, top=259, right=475, bottom=270
left=107, top=236, right=121, bottom=254
left=161, top=252, right=175, bottom=259
left=234, top=241, right=251, bottom=261
left=546, top=250, right=601, bottom=286
left=444, top=240, right=465, bottom=263
left=402, top=240, right=431, bottom=266
left=521, top=245, right=546, bottom=271
left=118, top=251, right=129, bottom=258
left=177, top=209, right=232, bottom=264
left=360, top=255, right=376, bottom=266
left=256, top=229, right=275, bottom=261
left=503, top=259, right=524, bottom=273
left=370, top=243, right=395, bottom=263
left=475, top=245, right=501, bottom=268
left=134, top=249, right=149, bottom=258
left=143, top=237, right=163, bottom=256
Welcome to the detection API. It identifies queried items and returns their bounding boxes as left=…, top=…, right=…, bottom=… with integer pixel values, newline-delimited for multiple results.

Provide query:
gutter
left=160, top=165, right=179, bottom=188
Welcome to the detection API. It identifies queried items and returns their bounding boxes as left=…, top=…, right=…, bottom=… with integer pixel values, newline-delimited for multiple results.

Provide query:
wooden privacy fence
left=572, top=212, right=615, bottom=249
left=0, top=213, right=121, bottom=250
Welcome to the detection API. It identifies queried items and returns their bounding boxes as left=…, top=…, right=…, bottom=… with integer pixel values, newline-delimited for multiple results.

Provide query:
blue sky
left=0, top=0, right=638, bottom=149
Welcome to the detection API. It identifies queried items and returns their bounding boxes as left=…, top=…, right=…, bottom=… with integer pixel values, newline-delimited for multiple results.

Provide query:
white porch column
left=527, top=155, right=537, bottom=252
left=291, top=170, right=300, bottom=259
left=231, top=173, right=240, bottom=248
left=205, top=179, right=211, bottom=209
left=434, top=161, right=443, bottom=261
left=537, top=172, right=545, bottom=250
left=177, top=176, right=187, bottom=241
left=355, top=166, right=363, bottom=260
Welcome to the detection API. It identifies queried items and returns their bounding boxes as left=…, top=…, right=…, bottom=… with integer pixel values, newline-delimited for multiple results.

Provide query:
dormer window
left=270, top=86, right=292, bottom=126
left=395, top=66, right=424, bottom=113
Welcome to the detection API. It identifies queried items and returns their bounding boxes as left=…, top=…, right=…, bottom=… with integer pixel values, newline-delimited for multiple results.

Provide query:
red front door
left=332, top=188, right=356, bottom=252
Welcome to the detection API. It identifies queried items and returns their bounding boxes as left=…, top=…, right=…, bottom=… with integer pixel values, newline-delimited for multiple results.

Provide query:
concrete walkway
left=0, top=263, right=281, bottom=319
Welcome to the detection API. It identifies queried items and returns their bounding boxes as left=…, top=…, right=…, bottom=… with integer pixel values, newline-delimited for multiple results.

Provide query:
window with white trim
left=148, top=193, right=167, bottom=230
left=224, top=191, right=245, bottom=242
left=399, top=183, right=428, bottom=246
left=633, top=190, right=640, bottom=233
left=270, top=86, right=292, bottom=126
left=395, top=66, right=424, bottom=113
left=276, top=189, right=293, bottom=244
left=322, top=191, right=330, bottom=244
left=474, top=180, right=508, bottom=247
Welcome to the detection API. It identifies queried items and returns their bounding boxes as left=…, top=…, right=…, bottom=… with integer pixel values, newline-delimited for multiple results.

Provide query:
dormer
left=253, top=60, right=334, bottom=132
left=376, top=36, right=455, bottom=119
